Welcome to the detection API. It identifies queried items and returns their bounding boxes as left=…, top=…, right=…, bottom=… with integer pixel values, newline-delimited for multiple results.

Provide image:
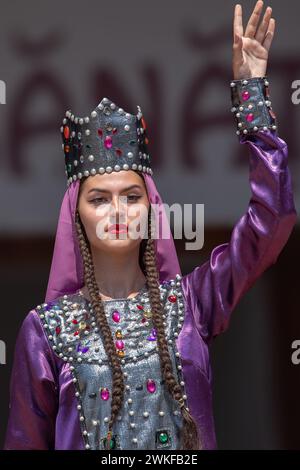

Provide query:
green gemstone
left=159, top=432, right=168, bottom=443
left=86, top=144, right=92, bottom=149
left=110, top=437, right=116, bottom=449
left=67, top=164, right=72, bottom=172
left=129, top=140, right=136, bottom=145
left=103, top=436, right=116, bottom=449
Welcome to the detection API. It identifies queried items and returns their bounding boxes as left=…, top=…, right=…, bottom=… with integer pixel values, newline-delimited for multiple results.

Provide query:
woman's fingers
left=233, top=33, right=243, bottom=67
left=255, top=6, right=273, bottom=44
left=244, top=0, right=264, bottom=39
left=233, top=4, right=244, bottom=43
left=262, top=17, right=275, bottom=52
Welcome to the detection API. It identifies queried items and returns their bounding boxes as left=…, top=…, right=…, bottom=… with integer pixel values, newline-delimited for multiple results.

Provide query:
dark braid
left=75, top=211, right=125, bottom=450
left=143, top=209, right=202, bottom=450
left=75, top=180, right=202, bottom=450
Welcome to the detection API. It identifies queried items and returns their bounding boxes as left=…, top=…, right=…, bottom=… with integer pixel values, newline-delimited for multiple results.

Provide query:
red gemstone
left=98, top=128, right=103, bottom=137
left=116, top=148, right=122, bottom=156
left=63, top=126, right=70, bottom=139
left=146, top=379, right=156, bottom=393
left=141, top=117, right=147, bottom=129
left=115, top=340, right=124, bottom=350
left=104, top=136, right=113, bottom=149
left=72, top=319, right=78, bottom=324
left=100, top=388, right=110, bottom=401
left=74, top=331, right=79, bottom=336
left=137, top=305, right=144, bottom=310
left=64, top=145, right=70, bottom=153
left=55, top=326, right=61, bottom=334
left=246, top=113, right=254, bottom=122
left=242, top=91, right=250, bottom=101
left=168, top=295, right=177, bottom=303
left=141, top=318, right=146, bottom=323
left=112, top=311, right=120, bottom=323
left=113, top=127, right=118, bottom=134
left=145, top=137, right=149, bottom=145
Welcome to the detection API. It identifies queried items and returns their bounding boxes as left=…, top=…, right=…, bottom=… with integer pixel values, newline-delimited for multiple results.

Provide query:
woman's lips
left=108, top=224, right=128, bottom=234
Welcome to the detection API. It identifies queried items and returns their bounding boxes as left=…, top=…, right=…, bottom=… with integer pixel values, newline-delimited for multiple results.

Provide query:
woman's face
left=77, top=170, right=150, bottom=254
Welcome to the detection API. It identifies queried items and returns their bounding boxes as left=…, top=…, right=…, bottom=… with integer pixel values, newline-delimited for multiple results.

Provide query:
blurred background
left=0, top=0, right=299, bottom=449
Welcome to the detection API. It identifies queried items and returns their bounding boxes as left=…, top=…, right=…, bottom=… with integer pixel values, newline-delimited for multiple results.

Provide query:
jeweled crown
left=61, top=97, right=152, bottom=186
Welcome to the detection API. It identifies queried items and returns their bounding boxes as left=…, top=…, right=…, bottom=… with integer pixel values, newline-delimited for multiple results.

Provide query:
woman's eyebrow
left=88, top=184, right=142, bottom=194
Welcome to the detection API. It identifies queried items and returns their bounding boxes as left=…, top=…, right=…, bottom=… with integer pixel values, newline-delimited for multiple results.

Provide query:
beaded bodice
left=36, top=275, right=188, bottom=450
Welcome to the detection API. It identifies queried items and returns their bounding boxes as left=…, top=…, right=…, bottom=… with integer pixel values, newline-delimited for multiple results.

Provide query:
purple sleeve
left=4, top=310, right=59, bottom=450
left=182, top=130, right=297, bottom=343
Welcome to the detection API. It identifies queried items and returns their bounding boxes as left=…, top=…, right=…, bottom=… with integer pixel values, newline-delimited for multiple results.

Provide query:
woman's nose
left=109, top=196, right=127, bottom=221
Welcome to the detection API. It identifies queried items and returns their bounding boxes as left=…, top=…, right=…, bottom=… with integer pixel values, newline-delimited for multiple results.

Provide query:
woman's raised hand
left=232, top=1, right=275, bottom=80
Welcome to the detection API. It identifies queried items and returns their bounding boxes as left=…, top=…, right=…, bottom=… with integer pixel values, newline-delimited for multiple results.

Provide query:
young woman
left=4, top=1, right=297, bottom=450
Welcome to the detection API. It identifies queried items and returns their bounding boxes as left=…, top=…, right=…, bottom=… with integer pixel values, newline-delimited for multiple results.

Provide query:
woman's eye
left=90, top=195, right=141, bottom=205
left=127, top=195, right=141, bottom=202
left=90, top=198, right=107, bottom=204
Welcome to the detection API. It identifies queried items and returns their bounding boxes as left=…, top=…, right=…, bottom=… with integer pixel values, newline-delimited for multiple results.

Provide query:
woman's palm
left=233, top=1, right=275, bottom=80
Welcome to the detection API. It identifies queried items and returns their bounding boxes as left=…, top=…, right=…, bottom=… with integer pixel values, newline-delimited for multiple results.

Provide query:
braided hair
left=75, top=176, right=202, bottom=450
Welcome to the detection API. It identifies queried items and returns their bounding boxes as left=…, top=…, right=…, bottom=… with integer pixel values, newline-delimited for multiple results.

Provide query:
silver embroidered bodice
left=36, top=275, right=188, bottom=450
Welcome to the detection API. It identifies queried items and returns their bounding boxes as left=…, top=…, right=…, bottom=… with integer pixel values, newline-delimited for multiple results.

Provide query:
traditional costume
left=4, top=77, right=297, bottom=450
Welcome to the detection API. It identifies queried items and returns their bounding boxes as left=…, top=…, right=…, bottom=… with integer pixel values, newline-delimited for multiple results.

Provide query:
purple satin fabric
left=4, top=130, right=297, bottom=449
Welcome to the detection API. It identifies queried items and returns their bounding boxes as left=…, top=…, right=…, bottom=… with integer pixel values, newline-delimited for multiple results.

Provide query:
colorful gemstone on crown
left=104, top=136, right=113, bottom=149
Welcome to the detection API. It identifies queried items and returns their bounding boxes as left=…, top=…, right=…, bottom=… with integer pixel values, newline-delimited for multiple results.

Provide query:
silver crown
left=61, top=97, right=152, bottom=186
